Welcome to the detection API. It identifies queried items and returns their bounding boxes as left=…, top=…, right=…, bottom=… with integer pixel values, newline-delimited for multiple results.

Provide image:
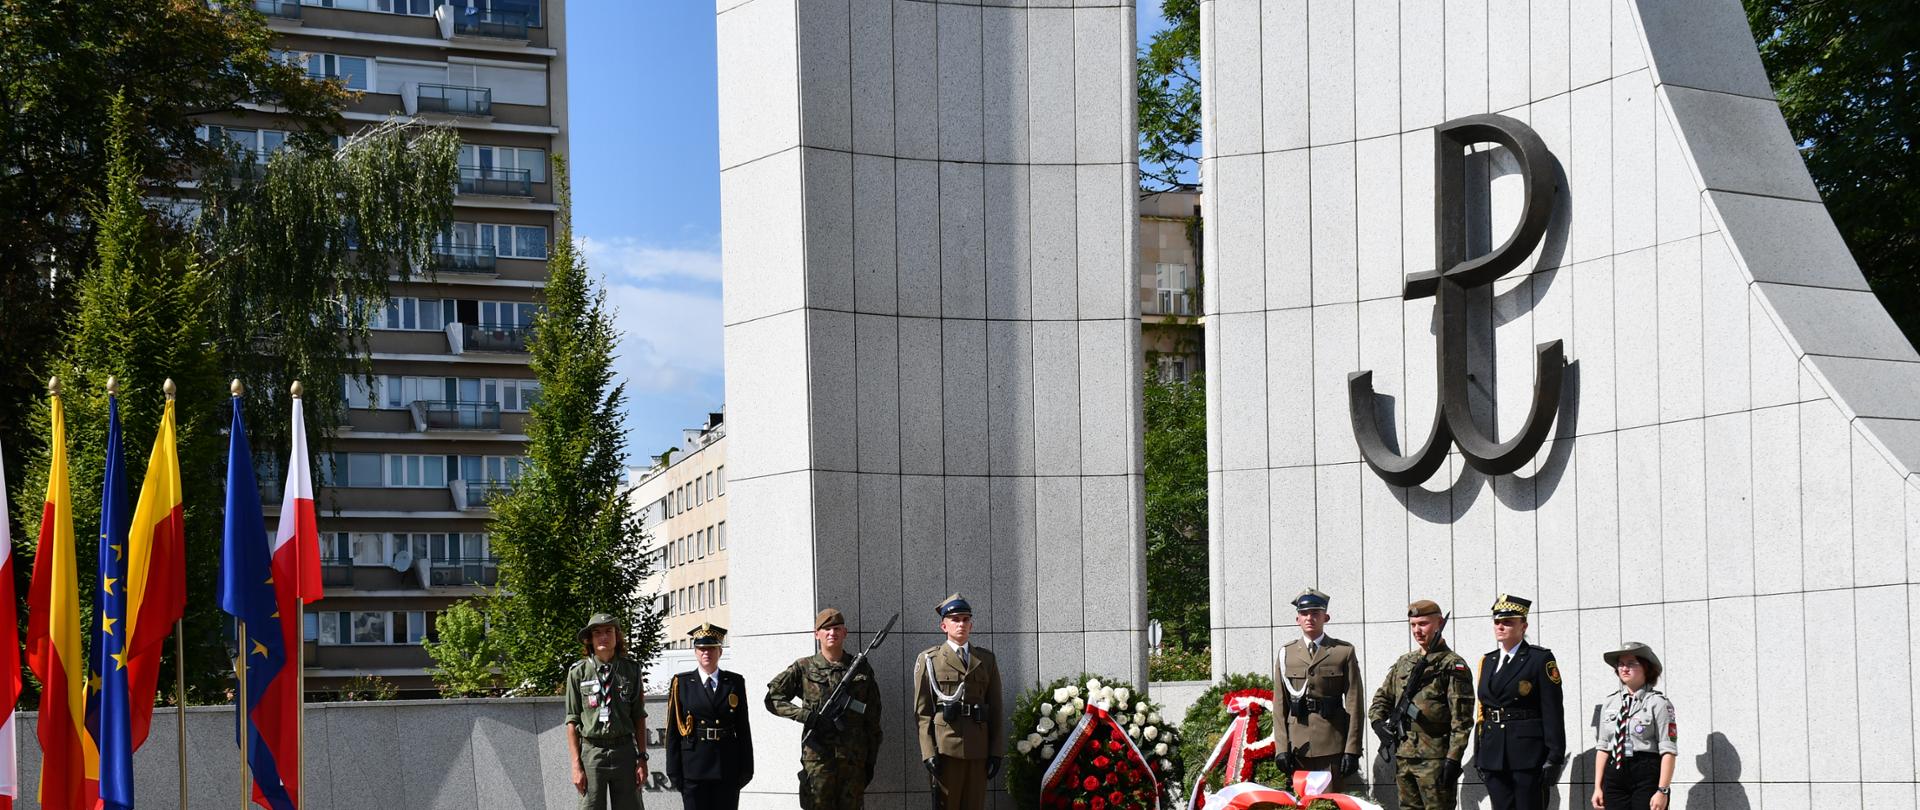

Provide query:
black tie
left=959, top=648, right=970, bottom=669
left=706, top=675, right=717, bottom=693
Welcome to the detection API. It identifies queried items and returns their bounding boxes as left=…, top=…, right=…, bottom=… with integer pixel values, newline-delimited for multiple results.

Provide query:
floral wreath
left=1007, top=674, right=1183, bottom=808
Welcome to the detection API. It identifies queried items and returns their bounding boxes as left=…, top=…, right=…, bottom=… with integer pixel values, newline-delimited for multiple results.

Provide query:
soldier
left=1474, top=595, right=1565, bottom=810
left=765, top=608, right=884, bottom=810
left=666, top=623, right=754, bottom=810
left=913, top=594, right=1004, bottom=810
left=566, top=613, right=647, bottom=810
left=1368, top=600, right=1474, bottom=810
left=1273, top=588, right=1366, bottom=788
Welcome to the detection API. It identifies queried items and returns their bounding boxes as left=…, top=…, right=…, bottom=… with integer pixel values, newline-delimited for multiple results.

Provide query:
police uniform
left=765, top=608, right=885, bottom=810
left=1367, top=600, right=1474, bottom=810
left=666, top=623, right=754, bottom=810
left=1593, top=642, right=1677, bottom=810
left=1474, top=595, right=1565, bottom=810
left=566, top=613, right=646, bottom=810
left=913, top=594, right=1004, bottom=810
left=1273, top=588, right=1366, bottom=788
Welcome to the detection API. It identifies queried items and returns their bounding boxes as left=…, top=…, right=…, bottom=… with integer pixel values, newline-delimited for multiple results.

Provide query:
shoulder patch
left=1545, top=659, right=1561, bottom=684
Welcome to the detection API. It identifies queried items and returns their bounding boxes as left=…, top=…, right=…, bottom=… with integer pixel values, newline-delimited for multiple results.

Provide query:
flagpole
left=166, top=378, right=189, bottom=810
left=290, top=378, right=305, bottom=810
left=233, top=379, right=252, bottom=810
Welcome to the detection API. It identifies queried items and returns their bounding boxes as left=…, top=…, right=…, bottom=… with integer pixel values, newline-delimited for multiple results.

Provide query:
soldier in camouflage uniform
left=1369, top=600, right=1474, bottom=810
left=765, top=608, right=884, bottom=810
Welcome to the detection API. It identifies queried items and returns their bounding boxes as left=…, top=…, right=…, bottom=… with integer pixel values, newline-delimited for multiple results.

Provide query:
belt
left=1291, top=696, right=1340, bottom=717
left=1484, top=707, right=1539, bottom=722
left=697, top=727, right=735, bottom=741
left=584, top=734, right=633, bottom=746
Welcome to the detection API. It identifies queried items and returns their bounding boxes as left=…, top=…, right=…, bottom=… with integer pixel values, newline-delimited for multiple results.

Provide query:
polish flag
left=273, top=395, right=323, bottom=604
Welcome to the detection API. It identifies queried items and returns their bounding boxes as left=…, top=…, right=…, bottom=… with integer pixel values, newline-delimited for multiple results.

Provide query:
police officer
left=1274, top=588, right=1366, bottom=788
left=1590, top=642, right=1677, bottom=810
left=765, top=608, right=884, bottom=809
left=1475, top=595, right=1565, bottom=810
left=666, top=623, right=754, bottom=810
left=913, top=594, right=1004, bottom=810
left=1368, top=600, right=1474, bottom=810
left=566, top=613, right=646, bottom=810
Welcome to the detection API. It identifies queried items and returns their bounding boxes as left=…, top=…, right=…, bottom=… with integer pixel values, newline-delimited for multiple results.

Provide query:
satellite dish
left=1147, top=619, right=1163, bottom=652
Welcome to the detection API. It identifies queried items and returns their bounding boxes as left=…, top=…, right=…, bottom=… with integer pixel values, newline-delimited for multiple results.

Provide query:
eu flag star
left=251, top=639, right=269, bottom=657
left=111, top=544, right=124, bottom=560
left=112, top=651, right=128, bottom=670
left=102, top=616, right=118, bottom=635
left=102, top=577, right=119, bottom=596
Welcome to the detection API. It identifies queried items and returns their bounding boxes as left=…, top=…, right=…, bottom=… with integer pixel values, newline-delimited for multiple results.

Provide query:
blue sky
left=569, top=4, right=1172, bottom=462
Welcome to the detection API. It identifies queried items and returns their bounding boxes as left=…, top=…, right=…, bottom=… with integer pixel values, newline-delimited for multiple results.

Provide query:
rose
left=1113, top=687, right=1130, bottom=705
left=1072, top=697, right=1085, bottom=711
left=1017, top=740, right=1033, bottom=755
left=1041, top=701, right=1055, bottom=716
left=1105, top=773, right=1119, bottom=786
left=1153, top=742, right=1168, bottom=757
left=1106, top=740, right=1121, bottom=752
left=1086, top=679, right=1103, bottom=692
left=1091, top=798, right=1106, bottom=810
left=1042, top=744, right=1056, bottom=759
left=1099, top=686, right=1115, bottom=704
left=1037, top=717, right=1056, bottom=733
left=1109, top=791, right=1125, bottom=805
left=1148, top=711, right=1162, bottom=725
left=1083, top=775, right=1100, bottom=792
left=1073, top=800, right=1088, bottom=810
left=1053, top=687, right=1071, bottom=703
left=1144, top=726, right=1159, bottom=741
left=1092, top=755, right=1111, bottom=769
left=1128, top=724, right=1142, bottom=739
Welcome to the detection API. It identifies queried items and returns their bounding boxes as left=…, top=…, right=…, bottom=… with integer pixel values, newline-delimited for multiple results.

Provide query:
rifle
left=1378, top=612, right=1449, bottom=763
left=802, top=613, right=899, bottom=754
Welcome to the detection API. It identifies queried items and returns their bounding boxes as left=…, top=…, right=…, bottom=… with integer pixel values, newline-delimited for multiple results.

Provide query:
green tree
left=1138, top=0, right=1201, bottom=192
left=1143, top=370, right=1208, bottom=652
left=1745, top=0, right=1920, bottom=338
left=423, top=600, right=502, bottom=697
left=485, top=162, right=659, bottom=693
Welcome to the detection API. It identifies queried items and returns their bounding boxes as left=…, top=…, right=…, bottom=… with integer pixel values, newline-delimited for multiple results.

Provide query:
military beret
left=1491, top=594, right=1532, bottom=619
left=815, top=608, right=846, bottom=630
left=936, top=593, right=972, bottom=618
left=1292, top=588, right=1330, bottom=612
left=688, top=622, right=728, bottom=648
left=577, top=612, right=619, bottom=642
left=1407, top=599, right=1442, bottom=618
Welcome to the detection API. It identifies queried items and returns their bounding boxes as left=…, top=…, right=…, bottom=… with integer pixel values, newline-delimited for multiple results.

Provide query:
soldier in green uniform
left=566, top=612, right=646, bottom=810
left=913, top=594, right=1004, bottom=810
left=765, top=608, right=884, bottom=810
left=1369, top=600, right=1474, bottom=810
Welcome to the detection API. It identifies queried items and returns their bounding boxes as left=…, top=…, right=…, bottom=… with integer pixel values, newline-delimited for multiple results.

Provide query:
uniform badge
left=1518, top=680, right=1533, bottom=696
left=728, top=693, right=739, bottom=708
left=1633, top=722, right=1645, bottom=735
left=1545, top=660, right=1561, bottom=684
left=588, top=695, right=600, bottom=709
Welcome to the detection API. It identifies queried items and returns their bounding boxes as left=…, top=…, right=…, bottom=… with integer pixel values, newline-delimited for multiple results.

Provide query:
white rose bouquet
left=1006, top=673, right=1185, bottom=807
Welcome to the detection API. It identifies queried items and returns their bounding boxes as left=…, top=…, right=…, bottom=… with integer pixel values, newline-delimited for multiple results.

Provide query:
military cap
left=1291, top=588, right=1330, bottom=612
left=1490, top=594, right=1532, bottom=619
left=1602, top=641, right=1662, bottom=674
left=815, top=608, right=846, bottom=630
left=577, top=612, right=620, bottom=642
left=688, top=622, right=729, bottom=648
left=1407, top=599, right=1442, bottom=618
left=935, top=593, right=973, bottom=618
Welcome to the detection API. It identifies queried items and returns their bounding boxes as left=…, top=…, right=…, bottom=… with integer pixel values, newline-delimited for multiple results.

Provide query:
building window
left=716, top=466, right=725, bottom=495
left=1156, top=355, right=1188, bottom=383
left=706, top=525, right=716, bottom=557
left=706, top=471, right=715, bottom=500
left=1154, top=263, right=1192, bottom=316
left=386, top=454, right=448, bottom=488
left=323, top=452, right=383, bottom=487
left=717, top=521, right=726, bottom=551
left=303, top=613, right=319, bottom=642
left=351, top=611, right=387, bottom=644
left=718, top=576, right=727, bottom=605
left=459, top=144, right=548, bottom=183
left=304, top=53, right=371, bottom=91
left=378, top=297, right=443, bottom=331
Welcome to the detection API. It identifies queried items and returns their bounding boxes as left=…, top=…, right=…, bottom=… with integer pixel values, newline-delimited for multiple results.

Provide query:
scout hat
left=688, top=622, right=729, bottom=648
left=577, top=612, right=619, bottom=642
left=1291, top=588, right=1330, bottom=613
left=1408, top=599, right=1442, bottom=618
left=1602, top=641, right=1662, bottom=674
left=815, top=608, right=846, bottom=630
left=1490, top=594, right=1532, bottom=619
left=935, top=593, right=972, bottom=618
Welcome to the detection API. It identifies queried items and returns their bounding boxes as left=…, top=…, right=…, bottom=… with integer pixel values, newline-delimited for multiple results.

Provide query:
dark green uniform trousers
left=581, top=737, right=643, bottom=810
left=1395, top=757, right=1459, bottom=810
left=798, top=757, right=869, bottom=810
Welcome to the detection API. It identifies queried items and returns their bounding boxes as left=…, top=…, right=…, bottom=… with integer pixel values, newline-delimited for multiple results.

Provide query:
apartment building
left=214, top=0, right=567, bottom=697
left=1141, top=189, right=1204, bottom=381
left=631, top=412, right=729, bottom=652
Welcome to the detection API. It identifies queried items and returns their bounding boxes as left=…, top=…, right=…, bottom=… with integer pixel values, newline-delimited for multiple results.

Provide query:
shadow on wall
left=1691, top=732, right=1750, bottom=810
left=1364, top=733, right=1745, bottom=809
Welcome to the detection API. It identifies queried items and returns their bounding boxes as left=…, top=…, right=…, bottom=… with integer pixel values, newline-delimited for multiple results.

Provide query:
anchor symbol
left=1348, top=114, right=1566, bottom=487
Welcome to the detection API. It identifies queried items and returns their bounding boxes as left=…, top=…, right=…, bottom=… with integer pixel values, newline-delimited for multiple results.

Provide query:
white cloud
left=583, top=235, right=725, bottom=395
left=579, top=235, right=722, bottom=284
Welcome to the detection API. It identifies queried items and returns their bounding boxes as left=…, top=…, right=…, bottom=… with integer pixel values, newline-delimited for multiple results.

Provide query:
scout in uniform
left=1273, top=588, right=1366, bottom=788
left=765, top=608, right=885, bottom=810
left=913, top=594, right=1005, bottom=810
left=666, top=623, right=754, bottom=810
left=1589, top=642, right=1678, bottom=810
left=566, top=613, right=647, bottom=810
left=1474, top=595, right=1565, bottom=810
left=1368, top=600, right=1475, bottom=810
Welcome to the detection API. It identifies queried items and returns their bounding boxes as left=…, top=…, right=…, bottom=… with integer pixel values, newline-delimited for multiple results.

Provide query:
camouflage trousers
left=1393, top=757, right=1459, bottom=810
left=798, top=756, right=870, bottom=810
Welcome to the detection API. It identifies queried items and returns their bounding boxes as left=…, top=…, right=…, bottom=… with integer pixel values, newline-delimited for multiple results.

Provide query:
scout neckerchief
left=1612, top=689, right=1635, bottom=768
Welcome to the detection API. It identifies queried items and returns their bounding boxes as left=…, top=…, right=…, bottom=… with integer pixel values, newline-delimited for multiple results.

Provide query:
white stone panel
left=1748, top=290, right=1801, bottom=411
left=1611, top=0, right=1648, bottom=75
left=1530, top=0, right=1570, bottom=99
left=939, top=161, right=987, bottom=319
left=853, top=155, right=899, bottom=314
left=1488, top=0, right=1530, bottom=113
left=1034, top=475, right=1084, bottom=632
left=1314, top=464, right=1364, bottom=607
left=983, top=163, right=1032, bottom=320
left=1264, top=149, right=1311, bottom=311
left=981, top=7, right=1030, bottom=164
left=1613, top=74, right=1658, bottom=254
left=1216, top=312, right=1269, bottom=471
left=985, top=320, right=1035, bottom=476
left=1078, top=319, right=1130, bottom=476
left=1028, top=164, right=1078, bottom=320
left=721, top=148, right=806, bottom=326
left=1851, top=429, right=1906, bottom=588
left=716, top=0, right=799, bottom=168
left=1266, top=307, right=1316, bottom=469
left=895, top=160, right=941, bottom=318
left=1213, top=153, right=1266, bottom=313
left=809, top=310, right=858, bottom=471
left=937, top=4, right=983, bottom=162
left=1574, top=432, right=1620, bottom=608
left=1567, top=0, right=1610, bottom=88
left=1258, top=0, right=1309, bottom=153
left=1700, top=231, right=1750, bottom=416
left=1360, top=463, right=1410, bottom=625
left=850, top=0, right=894, bottom=155
left=1856, top=585, right=1915, bottom=782
left=1612, top=248, right=1659, bottom=430
left=1031, top=320, right=1082, bottom=477
left=1799, top=397, right=1853, bottom=591
left=724, top=310, right=812, bottom=478
left=1749, top=405, right=1802, bottom=595
left=1027, top=7, right=1075, bottom=164
left=1444, top=0, right=1489, bottom=121
left=1567, top=82, right=1615, bottom=268
left=1655, top=236, right=1703, bottom=423
left=1307, top=2, right=1354, bottom=146
left=1614, top=426, right=1662, bottom=606
left=942, top=320, right=989, bottom=476
left=1312, top=303, right=1360, bottom=465
left=796, top=0, right=851, bottom=152
left=1803, top=588, right=1860, bottom=781
left=1076, top=162, right=1129, bottom=320
left=854, top=314, right=902, bottom=473
left=1072, top=5, right=1125, bottom=164
left=1353, top=2, right=1398, bottom=140
left=1703, top=411, right=1754, bottom=598
left=1267, top=467, right=1314, bottom=627
left=1355, top=137, right=1404, bottom=302
left=897, top=317, right=944, bottom=475
left=891, top=0, right=937, bottom=161
left=1221, top=468, right=1274, bottom=628
left=1659, top=419, right=1707, bottom=601
left=1399, top=0, right=1445, bottom=131
left=1207, top=0, right=1265, bottom=158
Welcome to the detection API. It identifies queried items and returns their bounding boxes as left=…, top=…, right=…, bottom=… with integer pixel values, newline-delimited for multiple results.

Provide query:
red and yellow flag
left=122, top=398, right=185, bottom=750
left=24, top=386, right=99, bottom=808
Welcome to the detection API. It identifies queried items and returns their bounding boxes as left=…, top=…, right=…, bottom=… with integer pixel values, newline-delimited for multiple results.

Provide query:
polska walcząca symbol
left=1347, top=114, right=1566, bottom=487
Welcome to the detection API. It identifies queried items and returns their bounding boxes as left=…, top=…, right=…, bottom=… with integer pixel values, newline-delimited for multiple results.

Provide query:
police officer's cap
left=935, top=593, right=972, bottom=618
left=1407, top=599, right=1442, bottom=618
left=1490, top=594, right=1532, bottom=619
left=688, top=622, right=729, bottom=648
left=577, top=612, right=620, bottom=643
left=1291, top=588, right=1330, bottom=613
left=815, top=608, right=846, bottom=630
left=1602, top=641, right=1662, bottom=674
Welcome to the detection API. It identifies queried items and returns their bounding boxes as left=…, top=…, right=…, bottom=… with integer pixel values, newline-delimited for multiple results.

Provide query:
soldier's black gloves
left=1546, top=754, right=1565, bottom=772
left=1338, top=754, right=1360, bottom=776
left=1371, top=720, right=1392, bottom=747
left=986, top=757, right=1003, bottom=779
left=1274, top=752, right=1297, bottom=774
left=1442, top=759, right=1463, bottom=783
left=925, top=757, right=941, bottom=776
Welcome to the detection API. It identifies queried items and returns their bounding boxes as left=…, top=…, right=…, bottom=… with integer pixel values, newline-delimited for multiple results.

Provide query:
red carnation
left=1109, top=791, right=1125, bottom=805
left=1073, top=801, right=1088, bottom=810
left=1105, top=773, right=1119, bottom=786
left=1091, top=799, right=1106, bottom=810
left=1092, top=755, right=1111, bottom=769
left=1083, top=776, right=1100, bottom=792
left=1107, top=740, right=1122, bottom=752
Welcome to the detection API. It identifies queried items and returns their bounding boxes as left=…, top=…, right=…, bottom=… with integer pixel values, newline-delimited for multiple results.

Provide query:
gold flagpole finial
left=290, top=380, right=303, bottom=399
left=230, top=379, right=244, bottom=397
left=164, top=378, right=177, bottom=401
left=48, top=376, right=60, bottom=396
left=106, top=376, right=119, bottom=396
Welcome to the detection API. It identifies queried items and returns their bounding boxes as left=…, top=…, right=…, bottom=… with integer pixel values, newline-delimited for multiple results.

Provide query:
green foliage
left=1006, top=674, right=1181, bottom=809
left=485, top=160, right=658, bottom=694
left=1176, top=673, right=1286, bottom=796
left=1144, top=370, right=1208, bottom=653
left=332, top=674, right=400, bottom=702
left=1148, top=646, right=1212, bottom=682
left=1745, top=0, right=1920, bottom=339
left=423, top=600, right=502, bottom=697
left=1137, top=0, right=1201, bottom=192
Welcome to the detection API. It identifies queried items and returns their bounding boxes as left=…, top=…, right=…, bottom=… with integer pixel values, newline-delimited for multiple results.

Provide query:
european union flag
left=218, top=396, right=294, bottom=810
left=91, top=393, right=135, bottom=808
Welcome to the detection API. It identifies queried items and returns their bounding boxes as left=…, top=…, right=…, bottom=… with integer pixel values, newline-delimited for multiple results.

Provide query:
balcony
left=410, top=400, right=502, bottom=432
left=451, top=6, right=533, bottom=40
left=450, top=479, right=511, bottom=511
left=253, top=0, right=300, bottom=19
left=431, top=244, right=497, bottom=274
left=321, top=558, right=353, bottom=588
left=457, top=166, right=532, bottom=198
left=462, top=322, right=531, bottom=353
left=1151, top=290, right=1195, bottom=317
left=416, top=83, right=492, bottom=118
left=429, top=562, right=501, bottom=587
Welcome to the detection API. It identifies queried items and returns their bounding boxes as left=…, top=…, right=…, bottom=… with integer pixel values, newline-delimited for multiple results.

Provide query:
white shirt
left=1302, top=632, right=1326, bottom=654
left=697, top=665, right=720, bottom=688
left=946, top=640, right=971, bottom=665
left=1497, top=641, right=1524, bottom=670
